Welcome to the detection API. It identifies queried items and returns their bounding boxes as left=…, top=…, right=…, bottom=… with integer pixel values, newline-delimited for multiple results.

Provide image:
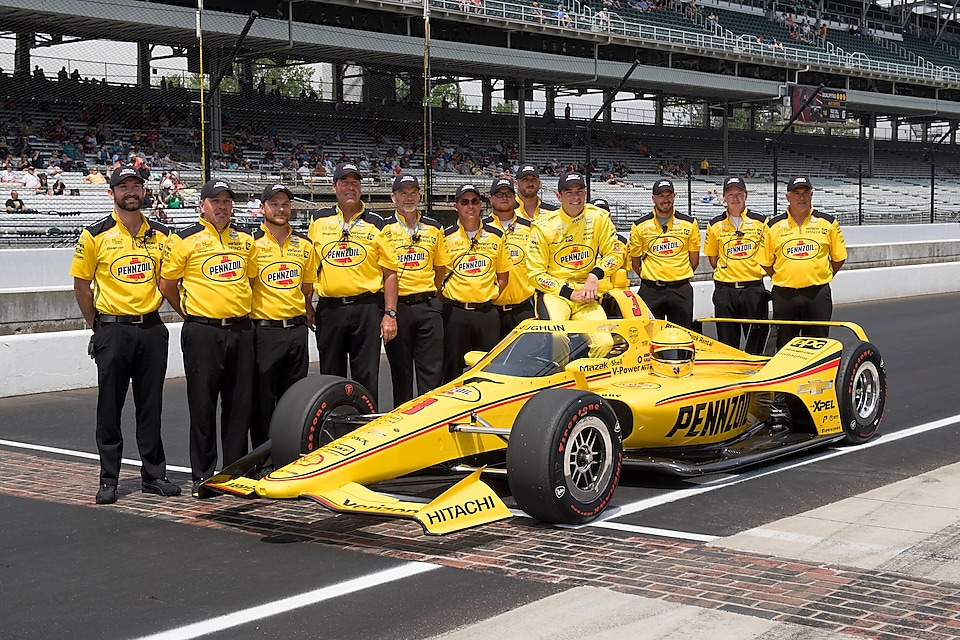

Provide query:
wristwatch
left=384, top=309, right=397, bottom=318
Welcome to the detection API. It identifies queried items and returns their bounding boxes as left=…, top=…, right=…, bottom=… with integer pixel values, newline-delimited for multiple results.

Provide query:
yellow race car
left=204, top=289, right=886, bottom=535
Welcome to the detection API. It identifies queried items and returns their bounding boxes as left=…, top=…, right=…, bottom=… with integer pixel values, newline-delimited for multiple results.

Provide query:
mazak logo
left=263, top=262, right=301, bottom=288
left=724, top=239, right=756, bottom=259
left=111, top=255, right=154, bottom=283
left=556, top=244, right=594, bottom=269
left=784, top=238, right=818, bottom=259
left=457, top=255, right=489, bottom=275
left=202, top=254, right=245, bottom=282
left=398, top=248, right=426, bottom=269
left=322, top=241, right=366, bottom=267
left=652, top=239, right=681, bottom=255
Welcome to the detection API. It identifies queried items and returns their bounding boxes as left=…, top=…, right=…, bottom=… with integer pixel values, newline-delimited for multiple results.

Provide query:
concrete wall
left=2, top=261, right=958, bottom=398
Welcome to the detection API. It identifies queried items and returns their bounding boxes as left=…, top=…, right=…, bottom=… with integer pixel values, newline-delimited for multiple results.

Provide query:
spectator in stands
left=706, top=12, right=719, bottom=28
left=597, top=7, right=612, bottom=29
left=6, top=190, right=36, bottom=214
left=700, top=157, right=710, bottom=175
left=57, top=66, right=68, bottom=82
left=20, top=166, right=40, bottom=190
left=35, top=173, right=50, bottom=196
left=0, top=165, right=16, bottom=183
left=51, top=177, right=66, bottom=196
left=245, top=194, right=262, bottom=213
left=532, top=1, right=544, bottom=22
left=83, top=167, right=107, bottom=185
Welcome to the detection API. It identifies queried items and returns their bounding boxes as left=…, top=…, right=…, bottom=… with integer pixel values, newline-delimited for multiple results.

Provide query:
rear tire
left=507, top=390, right=622, bottom=525
left=270, top=375, right=377, bottom=467
left=836, top=341, right=886, bottom=444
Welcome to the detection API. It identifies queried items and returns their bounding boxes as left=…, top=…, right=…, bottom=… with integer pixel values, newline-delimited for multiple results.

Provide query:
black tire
left=270, top=375, right=377, bottom=468
left=836, top=341, right=886, bottom=444
left=507, top=390, right=622, bottom=525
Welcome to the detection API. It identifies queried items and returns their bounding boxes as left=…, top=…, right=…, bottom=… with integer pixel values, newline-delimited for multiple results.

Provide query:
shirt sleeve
left=687, top=219, right=702, bottom=253
left=375, top=227, right=399, bottom=272
left=703, top=223, right=719, bottom=257
left=69, top=229, right=96, bottom=280
left=628, top=223, right=644, bottom=259
left=829, top=221, right=848, bottom=262
left=159, top=234, right=187, bottom=280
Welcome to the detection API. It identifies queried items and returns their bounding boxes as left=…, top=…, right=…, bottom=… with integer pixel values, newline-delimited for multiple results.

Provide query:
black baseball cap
left=333, top=162, right=362, bottom=181
left=454, top=183, right=482, bottom=200
left=722, top=177, right=747, bottom=193
left=392, top=174, right=420, bottom=192
left=516, top=164, right=539, bottom=179
left=200, top=178, right=236, bottom=200
left=489, top=177, right=515, bottom=194
left=787, top=176, right=813, bottom=191
left=591, top=198, right=610, bottom=211
left=652, top=178, right=675, bottom=195
left=557, top=171, right=586, bottom=191
left=261, top=183, right=293, bottom=202
left=109, top=164, right=144, bottom=188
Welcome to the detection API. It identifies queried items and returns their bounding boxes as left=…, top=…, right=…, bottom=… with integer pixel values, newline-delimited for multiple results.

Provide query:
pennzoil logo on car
left=111, top=255, right=154, bottom=283
left=202, top=253, right=246, bottom=281
left=261, top=262, right=301, bottom=288
left=440, top=386, right=481, bottom=402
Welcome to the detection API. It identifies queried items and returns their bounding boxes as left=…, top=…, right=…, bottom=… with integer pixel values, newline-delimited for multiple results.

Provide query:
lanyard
left=395, top=212, right=422, bottom=243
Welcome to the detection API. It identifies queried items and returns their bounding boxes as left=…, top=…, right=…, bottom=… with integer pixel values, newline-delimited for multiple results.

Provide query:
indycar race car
left=204, top=289, right=886, bottom=535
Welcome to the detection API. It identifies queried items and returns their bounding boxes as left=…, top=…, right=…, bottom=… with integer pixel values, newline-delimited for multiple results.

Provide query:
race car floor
left=4, top=447, right=960, bottom=640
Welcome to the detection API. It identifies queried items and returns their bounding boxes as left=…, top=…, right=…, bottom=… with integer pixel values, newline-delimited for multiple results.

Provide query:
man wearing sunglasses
left=703, top=177, right=770, bottom=354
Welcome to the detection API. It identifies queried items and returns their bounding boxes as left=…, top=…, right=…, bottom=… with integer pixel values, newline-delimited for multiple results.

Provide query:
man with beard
left=71, top=164, right=179, bottom=505
left=249, top=183, right=317, bottom=447
left=514, top=163, right=552, bottom=220
left=486, top=177, right=535, bottom=338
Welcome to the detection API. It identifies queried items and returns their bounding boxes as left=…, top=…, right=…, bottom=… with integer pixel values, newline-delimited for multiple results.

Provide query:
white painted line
left=584, top=519, right=720, bottom=542
left=595, top=413, right=960, bottom=523
left=130, top=562, right=438, bottom=640
left=0, top=439, right=192, bottom=474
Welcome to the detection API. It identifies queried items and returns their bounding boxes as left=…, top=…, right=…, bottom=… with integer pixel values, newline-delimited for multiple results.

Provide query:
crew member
left=527, top=171, right=624, bottom=352
left=250, top=183, right=317, bottom=447
left=376, top=174, right=445, bottom=407
left=514, top=163, right=552, bottom=219
left=438, top=183, right=510, bottom=382
left=629, top=178, right=701, bottom=329
left=762, top=176, right=847, bottom=349
left=703, top=177, right=769, bottom=354
left=307, top=162, right=396, bottom=405
left=159, top=178, right=258, bottom=497
left=71, top=164, right=180, bottom=505
left=487, top=177, right=535, bottom=338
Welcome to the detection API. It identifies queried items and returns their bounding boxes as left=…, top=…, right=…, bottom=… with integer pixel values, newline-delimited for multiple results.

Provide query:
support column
left=482, top=78, right=493, bottom=115
left=602, top=89, right=614, bottom=123
left=14, top=32, right=34, bottom=77
left=922, top=122, right=929, bottom=144
left=722, top=102, right=729, bottom=174
left=891, top=116, right=899, bottom=142
left=332, top=63, right=345, bottom=103
left=545, top=86, right=556, bottom=120
left=518, top=81, right=527, bottom=162
left=137, top=43, right=151, bottom=89
left=655, top=91, right=664, bottom=127
left=867, top=113, right=875, bottom=178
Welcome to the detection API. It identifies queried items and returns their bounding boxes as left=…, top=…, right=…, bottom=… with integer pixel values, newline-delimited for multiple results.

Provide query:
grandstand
left=4, top=0, right=960, bottom=247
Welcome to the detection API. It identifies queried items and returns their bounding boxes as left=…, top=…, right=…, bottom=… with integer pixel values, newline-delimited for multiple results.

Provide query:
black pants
left=316, top=294, right=383, bottom=403
left=497, top=298, right=535, bottom=339
left=712, top=282, right=770, bottom=355
left=384, top=297, right=444, bottom=407
left=639, top=280, right=694, bottom=329
left=772, top=284, right=833, bottom=349
left=253, top=324, right=309, bottom=448
left=181, top=319, right=255, bottom=482
left=441, top=304, right=499, bottom=383
left=92, top=318, right=169, bottom=485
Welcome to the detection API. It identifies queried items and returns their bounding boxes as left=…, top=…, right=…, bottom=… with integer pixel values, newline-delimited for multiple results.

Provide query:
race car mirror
left=463, top=350, right=486, bottom=368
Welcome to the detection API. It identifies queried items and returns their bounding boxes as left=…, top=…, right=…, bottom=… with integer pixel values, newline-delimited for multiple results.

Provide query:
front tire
left=270, top=375, right=377, bottom=468
left=507, top=390, right=622, bottom=525
left=836, top=341, right=886, bottom=444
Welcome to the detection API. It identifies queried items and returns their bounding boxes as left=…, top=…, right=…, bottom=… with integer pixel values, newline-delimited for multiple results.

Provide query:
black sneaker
left=95, top=484, right=117, bottom=505
left=142, top=477, right=182, bottom=497
left=192, top=479, right=213, bottom=499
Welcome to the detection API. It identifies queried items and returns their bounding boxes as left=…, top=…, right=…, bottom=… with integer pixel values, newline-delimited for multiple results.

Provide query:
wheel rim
left=853, top=361, right=881, bottom=421
left=563, top=416, right=615, bottom=504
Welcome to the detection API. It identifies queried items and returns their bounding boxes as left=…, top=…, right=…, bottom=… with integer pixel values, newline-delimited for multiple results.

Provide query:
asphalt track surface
left=2, top=292, right=959, bottom=640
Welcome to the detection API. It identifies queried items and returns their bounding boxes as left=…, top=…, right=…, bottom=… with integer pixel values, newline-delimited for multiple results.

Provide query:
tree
left=429, top=82, right=471, bottom=110
left=494, top=100, right=517, bottom=114
left=178, top=58, right=319, bottom=98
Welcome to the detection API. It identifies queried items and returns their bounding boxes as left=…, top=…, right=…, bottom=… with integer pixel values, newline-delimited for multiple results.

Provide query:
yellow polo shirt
left=762, top=208, right=847, bottom=288
left=160, top=217, right=257, bottom=318
left=250, top=224, right=317, bottom=320
left=703, top=208, right=768, bottom=283
left=307, top=205, right=388, bottom=298
left=70, top=212, right=168, bottom=315
left=628, top=210, right=701, bottom=282
left=376, top=212, right=445, bottom=297
left=438, top=222, right=510, bottom=304
left=486, top=214, right=535, bottom=306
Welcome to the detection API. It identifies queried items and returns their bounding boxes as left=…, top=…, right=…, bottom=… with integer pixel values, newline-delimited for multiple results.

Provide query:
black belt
left=445, top=300, right=493, bottom=311
left=186, top=314, right=249, bottom=327
left=641, top=278, right=690, bottom=288
left=253, top=315, right=306, bottom=328
left=398, top=292, right=435, bottom=304
left=318, top=291, right=378, bottom=306
left=715, top=280, right=765, bottom=289
left=773, top=284, right=829, bottom=292
left=97, top=311, right=160, bottom=324
left=497, top=297, right=533, bottom=312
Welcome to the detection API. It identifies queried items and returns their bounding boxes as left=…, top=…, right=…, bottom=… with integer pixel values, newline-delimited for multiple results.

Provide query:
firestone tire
left=507, top=390, right=623, bottom=525
left=270, top=375, right=377, bottom=468
left=836, top=341, right=886, bottom=444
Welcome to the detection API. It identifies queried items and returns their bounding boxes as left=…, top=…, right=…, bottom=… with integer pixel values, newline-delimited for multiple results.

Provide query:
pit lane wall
left=0, top=223, right=959, bottom=397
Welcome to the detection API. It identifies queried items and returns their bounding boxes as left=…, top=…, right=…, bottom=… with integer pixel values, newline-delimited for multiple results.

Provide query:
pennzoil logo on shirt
left=555, top=244, right=594, bottom=268
left=202, top=253, right=246, bottom=282
left=261, top=262, right=301, bottom=289
left=782, top=238, right=821, bottom=260
left=506, top=241, right=526, bottom=265
left=722, top=238, right=758, bottom=259
left=398, top=247, right=428, bottom=269
left=111, top=255, right=155, bottom=283
left=322, top=240, right=368, bottom=267
left=651, top=236, right=682, bottom=256
left=455, top=254, right=491, bottom=276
